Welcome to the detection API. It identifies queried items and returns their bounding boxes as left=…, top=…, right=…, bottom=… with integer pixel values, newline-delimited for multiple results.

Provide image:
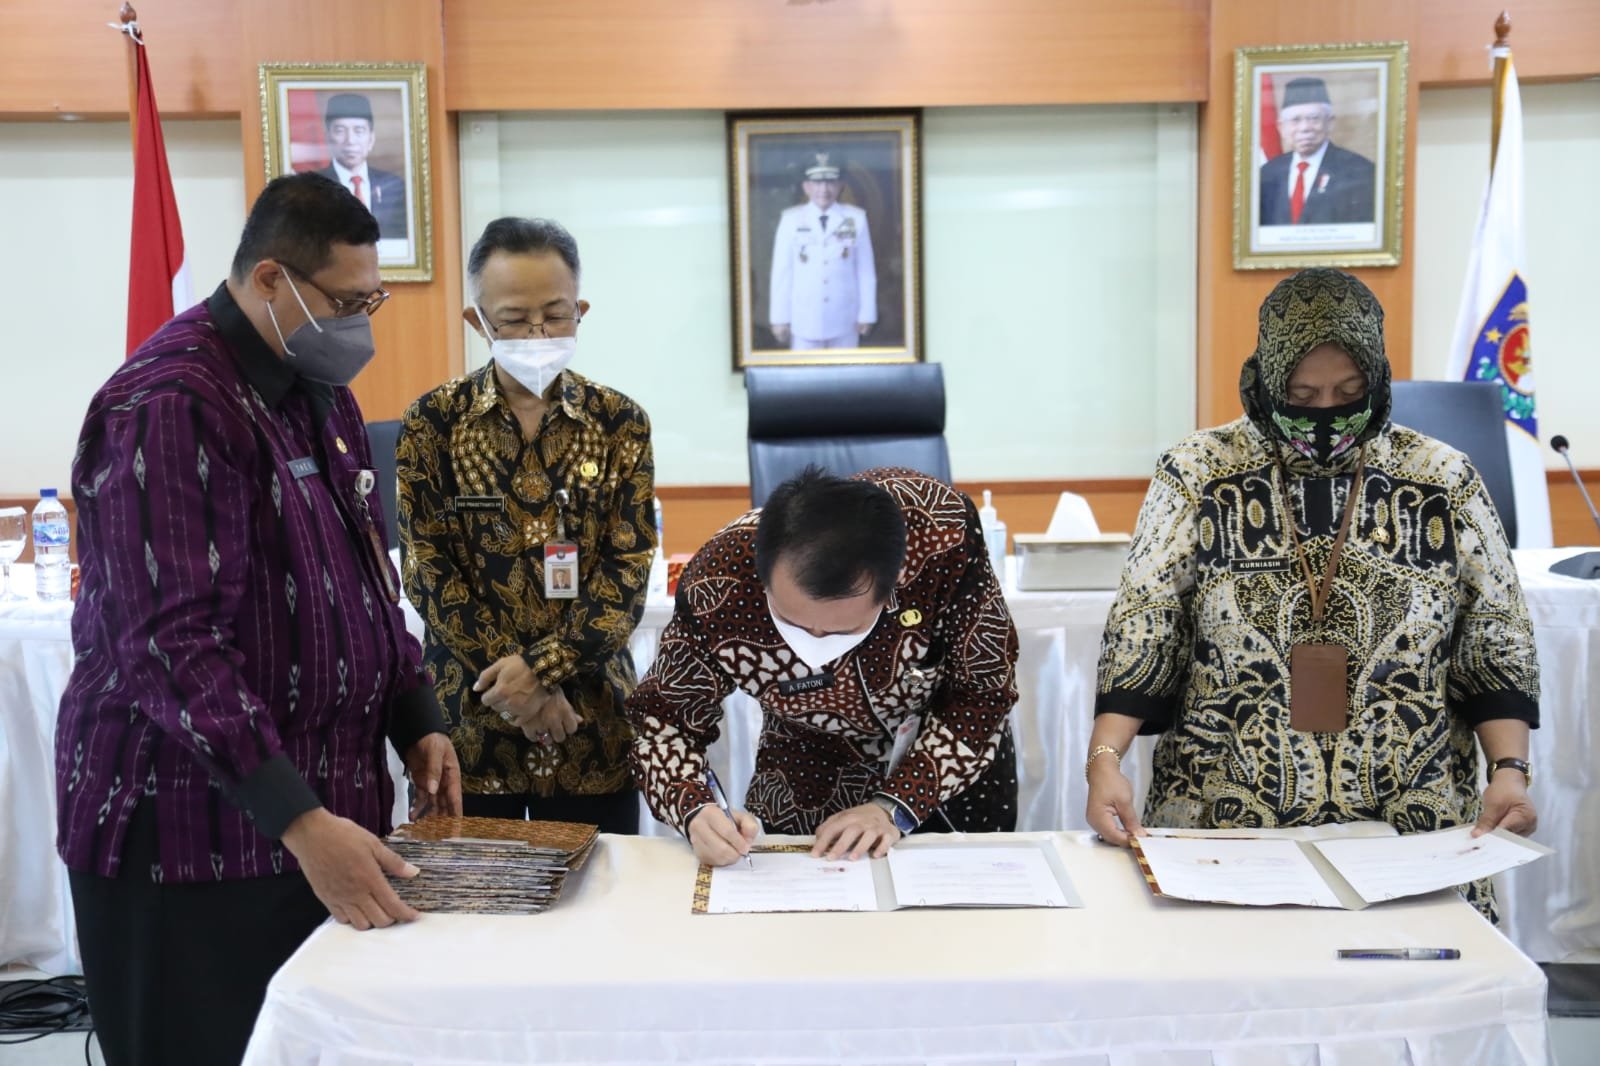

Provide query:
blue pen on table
left=1336, top=948, right=1461, bottom=960
left=705, top=767, right=754, bottom=870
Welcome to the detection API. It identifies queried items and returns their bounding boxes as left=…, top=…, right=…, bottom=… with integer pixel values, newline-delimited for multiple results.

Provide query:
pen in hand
left=705, top=767, right=754, bottom=870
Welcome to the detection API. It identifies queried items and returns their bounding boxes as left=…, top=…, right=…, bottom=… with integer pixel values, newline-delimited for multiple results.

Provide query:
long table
left=240, top=831, right=1550, bottom=1065
left=4, top=550, right=1597, bottom=973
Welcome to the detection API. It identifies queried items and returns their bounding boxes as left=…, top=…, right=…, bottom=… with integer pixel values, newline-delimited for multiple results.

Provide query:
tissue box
left=1013, top=533, right=1131, bottom=591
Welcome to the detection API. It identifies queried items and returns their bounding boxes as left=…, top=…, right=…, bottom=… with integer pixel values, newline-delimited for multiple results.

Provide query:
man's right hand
left=475, top=655, right=548, bottom=719
left=1085, top=760, right=1145, bottom=847
left=687, top=805, right=760, bottom=866
left=770, top=324, right=791, bottom=344
left=281, top=808, right=421, bottom=930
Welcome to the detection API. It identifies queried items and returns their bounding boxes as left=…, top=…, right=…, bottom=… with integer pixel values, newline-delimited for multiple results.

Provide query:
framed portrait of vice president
left=1234, top=42, right=1407, bottom=270
left=260, top=62, right=433, bottom=282
left=729, top=112, right=922, bottom=369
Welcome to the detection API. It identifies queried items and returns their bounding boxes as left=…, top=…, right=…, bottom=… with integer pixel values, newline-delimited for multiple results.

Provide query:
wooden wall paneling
left=1196, top=1, right=1423, bottom=430
left=1416, top=0, right=1600, bottom=84
left=0, top=0, right=241, bottom=119
left=234, top=0, right=464, bottom=422
left=9, top=0, right=1600, bottom=121
left=443, top=0, right=1209, bottom=112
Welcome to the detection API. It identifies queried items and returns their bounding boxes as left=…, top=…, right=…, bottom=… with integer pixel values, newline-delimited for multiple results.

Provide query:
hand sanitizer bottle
left=979, top=490, right=1007, bottom=572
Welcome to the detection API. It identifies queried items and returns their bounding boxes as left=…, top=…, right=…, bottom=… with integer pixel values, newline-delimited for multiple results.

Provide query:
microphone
left=1548, top=435, right=1600, bottom=579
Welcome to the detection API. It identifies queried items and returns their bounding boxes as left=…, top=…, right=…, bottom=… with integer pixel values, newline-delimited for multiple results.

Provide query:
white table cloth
left=4, top=551, right=1597, bottom=974
left=241, top=831, right=1550, bottom=1065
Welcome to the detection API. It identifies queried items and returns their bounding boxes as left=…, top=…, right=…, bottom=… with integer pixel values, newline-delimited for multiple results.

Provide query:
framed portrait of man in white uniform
left=729, top=112, right=921, bottom=369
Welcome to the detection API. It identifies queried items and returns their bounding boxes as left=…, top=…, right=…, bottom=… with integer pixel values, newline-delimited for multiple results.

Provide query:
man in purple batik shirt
left=57, top=173, right=461, bottom=1066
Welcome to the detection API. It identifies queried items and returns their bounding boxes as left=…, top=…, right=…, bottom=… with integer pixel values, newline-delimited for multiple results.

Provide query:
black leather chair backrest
left=746, top=363, right=952, bottom=508
left=364, top=419, right=403, bottom=548
left=1389, top=380, right=1518, bottom=547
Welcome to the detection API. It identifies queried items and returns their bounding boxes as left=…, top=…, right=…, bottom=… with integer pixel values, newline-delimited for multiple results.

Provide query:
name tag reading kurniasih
left=778, top=672, right=835, bottom=696
left=1231, top=556, right=1294, bottom=574
left=287, top=456, right=320, bottom=481
left=452, top=495, right=506, bottom=513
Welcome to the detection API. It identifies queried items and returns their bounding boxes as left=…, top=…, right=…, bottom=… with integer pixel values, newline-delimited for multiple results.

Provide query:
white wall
left=0, top=120, right=246, bottom=496
left=1412, top=81, right=1600, bottom=470
left=458, top=105, right=1198, bottom=486
left=16, top=87, right=1593, bottom=497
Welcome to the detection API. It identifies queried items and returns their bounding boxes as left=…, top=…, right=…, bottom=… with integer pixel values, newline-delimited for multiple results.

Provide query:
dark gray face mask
left=266, top=272, right=376, bottom=387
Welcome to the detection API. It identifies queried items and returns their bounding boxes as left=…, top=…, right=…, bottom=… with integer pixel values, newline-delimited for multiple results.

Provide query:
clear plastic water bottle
left=33, top=488, right=71, bottom=602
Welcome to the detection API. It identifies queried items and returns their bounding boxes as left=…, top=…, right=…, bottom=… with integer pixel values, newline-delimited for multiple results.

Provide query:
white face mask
left=767, top=598, right=878, bottom=673
left=478, top=305, right=577, bottom=396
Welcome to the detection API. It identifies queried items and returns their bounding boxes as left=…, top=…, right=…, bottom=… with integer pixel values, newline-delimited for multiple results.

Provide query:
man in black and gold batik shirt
left=399, top=218, right=655, bottom=832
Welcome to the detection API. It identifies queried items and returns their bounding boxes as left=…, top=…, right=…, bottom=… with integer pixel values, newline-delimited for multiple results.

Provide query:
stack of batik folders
left=386, top=815, right=599, bottom=915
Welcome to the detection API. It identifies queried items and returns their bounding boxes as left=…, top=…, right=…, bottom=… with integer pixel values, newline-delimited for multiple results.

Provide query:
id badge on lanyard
left=355, top=468, right=401, bottom=604
left=544, top=488, right=579, bottom=600
left=1274, top=446, right=1366, bottom=733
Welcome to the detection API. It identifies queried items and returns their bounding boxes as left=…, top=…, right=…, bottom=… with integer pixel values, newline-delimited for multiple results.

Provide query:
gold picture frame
left=259, top=62, right=433, bottom=282
left=729, top=112, right=922, bottom=368
left=1233, top=42, right=1407, bottom=270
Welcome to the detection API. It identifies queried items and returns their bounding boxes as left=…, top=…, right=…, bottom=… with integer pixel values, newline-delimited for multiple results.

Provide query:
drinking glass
left=0, top=507, right=26, bottom=602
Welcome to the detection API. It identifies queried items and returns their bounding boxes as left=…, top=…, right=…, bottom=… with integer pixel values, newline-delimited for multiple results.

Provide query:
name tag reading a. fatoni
left=1231, top=556, right=1294, bottom=574
left=287, top=457, right=320, bottom=481
left=778, top=672, right=835, bottom=696
left=452, top=496, right=505, bottom=513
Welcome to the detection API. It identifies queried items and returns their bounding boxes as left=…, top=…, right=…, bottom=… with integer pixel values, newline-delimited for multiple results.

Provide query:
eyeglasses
left=281, top=263, right=390, bottom=318
left=482, top=311, right=582, bottom=339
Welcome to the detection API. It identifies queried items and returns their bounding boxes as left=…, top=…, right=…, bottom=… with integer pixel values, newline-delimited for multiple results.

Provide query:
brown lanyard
left=1270, top=443, right=1367, bottom=626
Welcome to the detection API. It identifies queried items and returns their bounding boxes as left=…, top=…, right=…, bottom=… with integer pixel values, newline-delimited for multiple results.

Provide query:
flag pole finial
left=1494, top=11, right=1511, bottom=47
left=113, top=3, right=143, bottom=45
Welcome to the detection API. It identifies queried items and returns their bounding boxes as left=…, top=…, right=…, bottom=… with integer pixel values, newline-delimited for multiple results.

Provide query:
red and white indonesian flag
left=1257, top=72, right=1282, bottom=166
left=125, top=25, right=192, bottom=356
left=1446, top=49, right=1551, bottom=548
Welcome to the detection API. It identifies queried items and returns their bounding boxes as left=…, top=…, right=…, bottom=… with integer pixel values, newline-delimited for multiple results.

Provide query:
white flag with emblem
left=1445, top=49, right=1552, bottom=548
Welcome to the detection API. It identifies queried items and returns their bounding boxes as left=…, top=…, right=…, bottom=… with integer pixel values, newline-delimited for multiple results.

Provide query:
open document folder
left=1130, top=822, right=1552, bottom=909
left=693, top=839, right=1083, bottom=914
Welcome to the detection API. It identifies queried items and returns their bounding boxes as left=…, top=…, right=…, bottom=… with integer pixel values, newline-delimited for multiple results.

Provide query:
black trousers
left=68, top=804, right=327, bottom=1066
left=461, top=788, right=641, bottom=834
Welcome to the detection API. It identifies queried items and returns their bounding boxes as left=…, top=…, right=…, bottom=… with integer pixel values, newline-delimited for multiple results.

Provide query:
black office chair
left=1389, top=380, right=1518, bottom=547
left=746, top=363, right=952, bottom=508
left=364, top=419, right=402, bottom=546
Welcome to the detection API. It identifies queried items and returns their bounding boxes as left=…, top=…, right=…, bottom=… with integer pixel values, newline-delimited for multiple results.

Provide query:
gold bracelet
left=1085, top=744, right=1122, bottom=782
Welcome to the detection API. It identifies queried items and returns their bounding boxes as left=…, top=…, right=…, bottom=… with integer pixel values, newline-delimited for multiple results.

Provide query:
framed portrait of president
left=260, top=62, right=433, bottom=282
left=1233, top=43, right=1407, bottom=270
left=728, top=112, right=922, bottom=369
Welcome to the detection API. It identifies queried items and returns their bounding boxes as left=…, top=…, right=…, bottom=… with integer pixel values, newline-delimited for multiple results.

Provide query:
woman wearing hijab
left=1085, top=268, right=1539, bottom=918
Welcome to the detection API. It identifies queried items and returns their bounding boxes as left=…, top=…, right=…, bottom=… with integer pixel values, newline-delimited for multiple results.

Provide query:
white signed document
left=695, top=838, right=1083, bottom=914
left=1132, top=823, right=1552, bottom=909
left=1313, top=825, right=1547, bottom=904
left=702, top=852, right=879, bottom=914
left=1133, top=836, right=1345, bottom=908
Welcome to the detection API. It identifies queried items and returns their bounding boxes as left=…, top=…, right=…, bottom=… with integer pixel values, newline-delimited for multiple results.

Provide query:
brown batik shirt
left=628, top=468, right=1020, bottom=835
